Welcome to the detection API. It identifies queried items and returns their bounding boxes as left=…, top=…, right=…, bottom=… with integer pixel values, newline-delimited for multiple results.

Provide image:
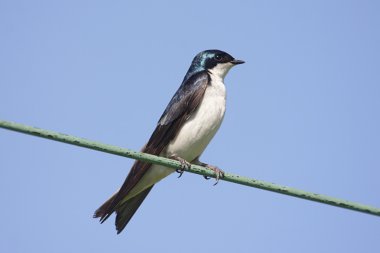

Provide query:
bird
left=94, top=49, right=244, bottom=234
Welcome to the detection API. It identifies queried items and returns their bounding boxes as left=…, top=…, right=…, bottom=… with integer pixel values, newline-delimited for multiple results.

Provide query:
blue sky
left=1, top=1, right=379, bottom=252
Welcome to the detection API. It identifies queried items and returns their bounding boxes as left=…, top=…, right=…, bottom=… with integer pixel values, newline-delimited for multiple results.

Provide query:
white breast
left=165, top=72, right=226, bottom=161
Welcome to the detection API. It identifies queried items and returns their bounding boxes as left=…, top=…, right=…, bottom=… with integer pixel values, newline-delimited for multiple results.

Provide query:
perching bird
left=94, top=49, right=244, bottom=233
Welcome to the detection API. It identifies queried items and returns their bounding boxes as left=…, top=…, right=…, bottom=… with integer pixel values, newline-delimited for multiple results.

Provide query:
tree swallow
left=94, top=49, right=244, bottom=233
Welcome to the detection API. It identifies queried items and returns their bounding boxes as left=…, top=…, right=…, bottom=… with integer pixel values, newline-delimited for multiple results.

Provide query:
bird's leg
left=170, top=155, right=191, bottom=178
left=193, top=158, right=225, bottom=185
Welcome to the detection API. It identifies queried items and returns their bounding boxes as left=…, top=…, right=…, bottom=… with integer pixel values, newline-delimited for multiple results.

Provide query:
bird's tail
left=93, top=193, right=117, bottom=223
left=93, top=185, right=154, bottom=234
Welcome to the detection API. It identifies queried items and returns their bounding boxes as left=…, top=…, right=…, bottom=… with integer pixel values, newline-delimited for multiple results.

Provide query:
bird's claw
left=204, top=165, right=225, bottom=185
left=171, top=156, right=191, bottom=178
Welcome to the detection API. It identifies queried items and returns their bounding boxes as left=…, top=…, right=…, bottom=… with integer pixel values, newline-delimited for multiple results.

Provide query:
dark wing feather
left=115, top=185, right=154, bottom=234
left=94, top=71, right=210, bottom=229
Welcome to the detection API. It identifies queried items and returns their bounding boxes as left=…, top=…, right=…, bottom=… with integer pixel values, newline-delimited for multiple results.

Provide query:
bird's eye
left=215, top=54, right=222, bottom=61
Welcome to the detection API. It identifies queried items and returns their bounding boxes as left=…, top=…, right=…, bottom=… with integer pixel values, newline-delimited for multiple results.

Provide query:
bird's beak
left=231, top=59, right=245, bottom=65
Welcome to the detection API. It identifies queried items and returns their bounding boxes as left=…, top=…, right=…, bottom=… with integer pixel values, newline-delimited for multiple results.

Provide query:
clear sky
left=1, top=1, right=379, bottom=252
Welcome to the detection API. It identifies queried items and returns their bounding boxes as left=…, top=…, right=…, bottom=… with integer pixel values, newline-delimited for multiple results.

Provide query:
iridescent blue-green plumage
left=182, top=49, right=235, bottom=83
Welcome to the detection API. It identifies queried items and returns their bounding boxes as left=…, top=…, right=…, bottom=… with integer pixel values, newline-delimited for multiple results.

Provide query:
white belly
left=127, top=164, right=172, bottom=198
left=127, top=76, right=226, bottom=199
left=165, top=79, right=226, bottom=161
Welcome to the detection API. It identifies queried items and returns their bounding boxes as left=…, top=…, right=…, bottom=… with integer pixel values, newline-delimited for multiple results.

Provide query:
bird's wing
left=94, top=71, right=210, bottom=224
left=115, top=185, right=154, bottom=234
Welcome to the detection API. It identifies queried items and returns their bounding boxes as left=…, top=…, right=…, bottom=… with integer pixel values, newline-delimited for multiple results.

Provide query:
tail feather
left=115, top=185, right=154, bottom=234
left=93, top=193, right=117, bottom=223
left=94, top=185, right=154, bottom=234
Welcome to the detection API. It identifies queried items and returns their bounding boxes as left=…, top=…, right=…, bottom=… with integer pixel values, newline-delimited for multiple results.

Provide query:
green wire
left=1, top=120, right=379, bottom=217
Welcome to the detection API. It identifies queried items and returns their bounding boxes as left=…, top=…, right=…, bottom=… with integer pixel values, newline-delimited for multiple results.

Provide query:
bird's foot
left=198, top=162, right=225, bottom=185
left=170, top=155, right=191, bottom=178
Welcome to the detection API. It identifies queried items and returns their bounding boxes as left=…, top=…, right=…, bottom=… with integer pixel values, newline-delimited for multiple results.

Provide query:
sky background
left=1, top=1, right=379, bottom=252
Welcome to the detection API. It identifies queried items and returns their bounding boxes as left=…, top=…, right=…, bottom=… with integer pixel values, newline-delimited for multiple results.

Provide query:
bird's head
left=183, top=49, right=244, bottom=82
